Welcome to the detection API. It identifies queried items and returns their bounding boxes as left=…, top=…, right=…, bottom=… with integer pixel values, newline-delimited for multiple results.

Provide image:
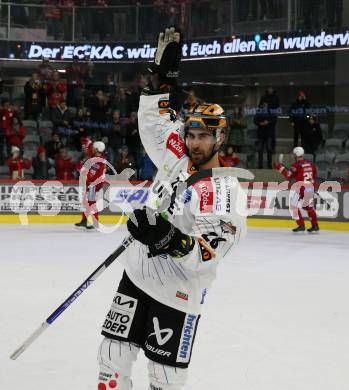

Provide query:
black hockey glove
left=127, top=208, right=194, bottom=257
left=149, top=27, right=182, bottom=87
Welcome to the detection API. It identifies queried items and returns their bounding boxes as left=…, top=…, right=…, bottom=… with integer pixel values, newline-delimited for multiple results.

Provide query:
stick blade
left=9, top=322, right=49, bottom=360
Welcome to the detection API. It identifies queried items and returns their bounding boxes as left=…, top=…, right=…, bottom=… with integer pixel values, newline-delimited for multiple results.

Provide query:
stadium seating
left=332, top=153, right=349, bottom=181
left=333, top=123, right=349, bottom=140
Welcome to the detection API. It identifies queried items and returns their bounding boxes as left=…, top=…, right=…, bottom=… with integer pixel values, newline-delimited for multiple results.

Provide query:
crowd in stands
left=0, top=58, right=348, bottom=182
left=0, top=58, right=157, bottom=181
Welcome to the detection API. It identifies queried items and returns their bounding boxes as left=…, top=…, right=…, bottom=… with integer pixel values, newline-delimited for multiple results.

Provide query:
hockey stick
left=10, top=166, right=253, bottom=360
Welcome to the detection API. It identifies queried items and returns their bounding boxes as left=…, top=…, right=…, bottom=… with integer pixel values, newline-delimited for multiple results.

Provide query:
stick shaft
left=10, top=236, right=134, bottom=360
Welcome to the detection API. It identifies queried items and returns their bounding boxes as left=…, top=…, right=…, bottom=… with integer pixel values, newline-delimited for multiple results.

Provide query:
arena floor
left=1, top=225, right=349, bottom=390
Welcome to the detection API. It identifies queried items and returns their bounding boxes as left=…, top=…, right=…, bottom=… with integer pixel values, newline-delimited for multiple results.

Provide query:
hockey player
left=97, top=28, right=247, bottom=390
left=75, top=141, right=106, bottom=230
left=273, top=146, right=319, bottom=233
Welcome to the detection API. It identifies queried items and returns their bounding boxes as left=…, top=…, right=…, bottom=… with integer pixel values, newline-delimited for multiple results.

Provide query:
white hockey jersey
left=120, top=92, right=247, bottom=315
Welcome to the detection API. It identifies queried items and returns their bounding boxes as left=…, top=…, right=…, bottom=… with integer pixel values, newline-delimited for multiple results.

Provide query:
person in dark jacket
left=259, top=86, right=280, bottom=152
left=32, top=145, right=51, bottom=179
left=45, top=132, right=63, bottom=160
left=302, top=115, right=323, bottom=155
left=254, top=102, right=276, bottom=169
left=289, top=90, right=311, bottom=148
left=51, top=100, right=74, bottom=136
left=24, top=73, right=46, bottom=120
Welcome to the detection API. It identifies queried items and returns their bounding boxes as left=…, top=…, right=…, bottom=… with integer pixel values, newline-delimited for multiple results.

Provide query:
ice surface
left=1, top=224, right=349, bottom=390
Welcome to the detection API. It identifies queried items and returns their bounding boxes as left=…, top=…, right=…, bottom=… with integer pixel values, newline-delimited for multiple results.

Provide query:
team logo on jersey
left=166, top=132, right=186, bottom=159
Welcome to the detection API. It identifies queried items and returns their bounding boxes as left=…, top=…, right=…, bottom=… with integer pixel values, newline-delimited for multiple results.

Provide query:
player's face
left=186, top=128, right=216, bottom=166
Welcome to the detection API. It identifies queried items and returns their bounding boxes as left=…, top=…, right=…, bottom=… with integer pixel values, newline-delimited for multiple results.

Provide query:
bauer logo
left=166, top=133, right=186, bottom=159
left=176, top=314, right=198, bottom=363
left=102, top=292, right=137, bottom=338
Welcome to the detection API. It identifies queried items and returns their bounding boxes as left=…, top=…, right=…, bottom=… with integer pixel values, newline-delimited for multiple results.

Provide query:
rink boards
left=0, top=180, right=348, bottom=231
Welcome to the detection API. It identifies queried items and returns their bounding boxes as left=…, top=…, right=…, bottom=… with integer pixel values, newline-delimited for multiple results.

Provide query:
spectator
left=0, top=98, right=17, bottom=133
left=44, top=0, right=62, bottom=40
left=103, top=72, right=117, bottom=100
left=59, top=0, right=74, bottom=40
left=125, top=112, right=141, bottom=156
left=259, top=86, right=280, bottom=152
left=220, top=145, right=240, bottom=167
left=24, top=73, right=46, bottom=120
left=55, top=147, right=76, bottom=180
left=180, top=90, right=198, bottom=118
left=83, top=62, right=96, bottom=95
left=111, top=87, right=130, bottom=117
left=137, top=148, right=156, bottom=180
left=6, top=146, right=32, bottom=180
left=45, top=132, right=63, bottom=160
left=38, top=58, right=54, bottom=82
left=106, top=110, right=125, bottom=163
left=32, top=145, right=51, bottom=179
left=289, top=90, right=311, bottom=148
left=0, top=98, right=17, bottom=163
left=115, top=145, right=136, bottom=173
left=72, top=108, right=94, bottom=148
left=225, top=106, right=246, bottom=152
left=51, top=101, right=73, bottom=136
left=4, top=117, right=26, bottom=154
left=254, top=102, right=276, bottom=169
left=88, top=90, right=109, bottom=137
left=66, top=59, right=84, bottom=107
left=46, top=70, right=67, bottom=109
left=302, top=114, right=323, bottom=155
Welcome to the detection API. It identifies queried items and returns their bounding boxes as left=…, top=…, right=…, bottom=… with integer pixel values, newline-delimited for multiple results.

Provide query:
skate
left=85, top=225, right=96, bottom=231
left=307, top=224, right=320, bottom=234
left=74, top=219, right=87, bottom=228
left=292, top=225, right=305, bottom=233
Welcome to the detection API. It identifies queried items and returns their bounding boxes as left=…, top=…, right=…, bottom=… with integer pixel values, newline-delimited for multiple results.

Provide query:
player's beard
left=188, top=144, right=216, bottom=167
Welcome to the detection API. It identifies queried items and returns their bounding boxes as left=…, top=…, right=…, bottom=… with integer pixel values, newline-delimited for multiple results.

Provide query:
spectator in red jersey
left=4, top=117, right=26, bottom=153
left=75, top=141, right=106, bottom=230
left=6, top=146, right=32, bottom=180
left=273, top=146, right=319, bottom=233
left=44, top=1, right=62, bottom=40
left=45, top=132, right=64, bottom=160
left=220, top=145, right=240, bottom=167
left=0, top=98, right=17, bottom=132
left=46, top=71, right=67, bottom=109
left=33, top=145, right=51, bottom=179
left=55, top=147, right=76, bottom=180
